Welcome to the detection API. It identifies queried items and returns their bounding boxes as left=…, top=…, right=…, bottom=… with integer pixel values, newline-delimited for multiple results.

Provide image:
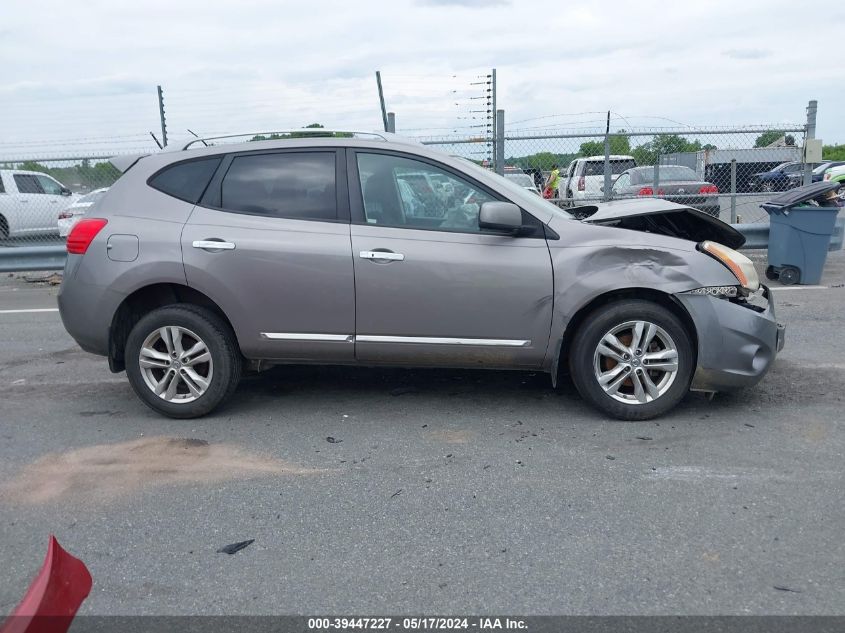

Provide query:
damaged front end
left=576, top=198, right=746, bottom=249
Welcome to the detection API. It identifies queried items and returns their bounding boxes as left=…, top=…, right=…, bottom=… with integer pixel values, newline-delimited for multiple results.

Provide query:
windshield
left=454, top=158, right=572, bottom=219
left=505, top=173, right=536, bottom=188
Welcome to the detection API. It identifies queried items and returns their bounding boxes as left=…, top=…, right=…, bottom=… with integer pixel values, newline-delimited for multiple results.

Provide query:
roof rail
left=178, top=130, right=392, bottom=151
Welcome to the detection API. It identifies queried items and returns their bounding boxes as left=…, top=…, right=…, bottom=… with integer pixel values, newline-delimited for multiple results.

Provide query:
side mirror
left=60, top=187, right=72, bottom=196
left=478, top=202, right=522, bottom=233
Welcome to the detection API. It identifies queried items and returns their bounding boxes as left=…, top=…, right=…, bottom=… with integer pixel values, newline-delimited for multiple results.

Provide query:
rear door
left=348, top=150, right=554, bottom=369
left=180, top=148, right=355, bottom=362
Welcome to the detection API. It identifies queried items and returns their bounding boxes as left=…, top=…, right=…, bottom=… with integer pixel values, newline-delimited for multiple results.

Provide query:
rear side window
left=219, top=152, right=336, bottom=221
left=14, top=174, right=45, bottom=194
left=149, top=157, right=221, bottom=203
left=583, top=160, right=636, bottom=176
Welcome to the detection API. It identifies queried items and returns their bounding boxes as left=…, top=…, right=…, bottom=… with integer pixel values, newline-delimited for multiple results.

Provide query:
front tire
left=125, top=305, right=242, bottom=418
left=569, top=300, right=694, bottom=420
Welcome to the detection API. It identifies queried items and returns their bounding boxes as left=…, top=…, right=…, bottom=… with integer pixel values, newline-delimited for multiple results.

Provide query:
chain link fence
left=0, top=120, right=813, bottom=251
left=0, top=151, right=149, bottom=247
left=420, top=125, right=809, bottom=224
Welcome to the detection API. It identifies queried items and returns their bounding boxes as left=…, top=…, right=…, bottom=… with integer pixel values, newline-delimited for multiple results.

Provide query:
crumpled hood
left=575, top=198, right=745, bottom=249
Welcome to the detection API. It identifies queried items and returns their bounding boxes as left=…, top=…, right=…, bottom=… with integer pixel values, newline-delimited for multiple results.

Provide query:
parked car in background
left=562, top=155, right=637, bottom=203
left=785, top=161, right=845, bottom=188
left=747, top=161, right=804, bottom=192
left=58, top=131, right=783, bottom=422
left=503, top=168, right=540, bottom=194
left=0, top=169, right=75, bottom=238
left=612, top=166, right=720, bottom=217
left=58, top=188, right=109, bottom=237
left=822, top=164, right=845, bottom=185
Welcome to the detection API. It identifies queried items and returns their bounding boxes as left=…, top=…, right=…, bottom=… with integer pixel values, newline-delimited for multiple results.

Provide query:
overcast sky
left=1, top=0, right=843, bottom=157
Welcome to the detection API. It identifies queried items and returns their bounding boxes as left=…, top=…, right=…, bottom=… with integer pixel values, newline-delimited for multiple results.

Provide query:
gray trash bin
left=762, top=181, right=842, bottom=285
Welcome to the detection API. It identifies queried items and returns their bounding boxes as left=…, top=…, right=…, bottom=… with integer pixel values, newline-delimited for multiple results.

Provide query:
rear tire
left=125, top=305, right=242, bottom=418
left=0, top=215, right=8, bottom=240
left=569, top=300, right=694, bottom=421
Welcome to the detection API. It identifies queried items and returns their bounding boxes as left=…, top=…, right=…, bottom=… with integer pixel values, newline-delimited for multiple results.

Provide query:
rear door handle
left=359, top=250, right=404, bottom=262
left=192, top=239, right=236, bottom=251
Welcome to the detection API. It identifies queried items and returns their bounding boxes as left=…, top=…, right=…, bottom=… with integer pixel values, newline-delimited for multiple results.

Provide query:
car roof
left=579, top=155, right=635, bottom=161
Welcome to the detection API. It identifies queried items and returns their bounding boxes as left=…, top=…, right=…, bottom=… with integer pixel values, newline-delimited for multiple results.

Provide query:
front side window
left=149, top=157, right=222, bottom=203
left=220, top=152, right=336, bottom=221
left=14, top=174, right=44, bottom=194
left=36, top=175, right=64, bottom=195
left=357, top=153, right=496, bottom=233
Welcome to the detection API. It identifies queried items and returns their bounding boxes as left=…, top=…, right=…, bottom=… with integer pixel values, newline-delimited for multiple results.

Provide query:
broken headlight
left=698, top=241, right=760, bottom=293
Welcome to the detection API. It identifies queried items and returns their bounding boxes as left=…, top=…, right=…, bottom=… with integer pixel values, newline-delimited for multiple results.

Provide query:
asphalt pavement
left=0, top=254, right=843, bottom=615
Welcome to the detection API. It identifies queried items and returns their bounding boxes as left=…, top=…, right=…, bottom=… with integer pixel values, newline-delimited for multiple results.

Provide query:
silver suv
left=58, top=131, right=784, bottom=420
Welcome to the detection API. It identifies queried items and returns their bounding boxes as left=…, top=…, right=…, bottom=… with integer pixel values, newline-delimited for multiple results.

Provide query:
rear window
left=631, top=166, right=698, bottom=184
left=583, top=159, right=636, bottom=176
left=149, top=157, right=221, bottom=203
left=219, top=152, right=336, bottom=221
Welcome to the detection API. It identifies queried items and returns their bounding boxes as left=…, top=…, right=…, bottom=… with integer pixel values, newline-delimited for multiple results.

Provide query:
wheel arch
left=552, top=287, right=698, bottom=385
left=108, top=282, right=238, bottom=372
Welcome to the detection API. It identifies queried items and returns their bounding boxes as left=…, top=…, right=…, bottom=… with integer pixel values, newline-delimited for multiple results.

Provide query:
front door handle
left=192, top=239, right=236, bottom=251
left=359, top=250, right=404, bottom=262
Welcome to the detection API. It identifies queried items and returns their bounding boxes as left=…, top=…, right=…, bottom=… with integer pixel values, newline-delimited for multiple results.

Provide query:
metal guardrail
left=736, top=218, right=844, bottom=251
left=0, top=246, right=67, bottom=272
left=0, top=219, right=842, bottom=273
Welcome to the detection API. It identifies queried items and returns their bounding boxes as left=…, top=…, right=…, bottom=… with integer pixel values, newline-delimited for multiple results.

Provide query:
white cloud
left=0, top=0, right=842, bottom=156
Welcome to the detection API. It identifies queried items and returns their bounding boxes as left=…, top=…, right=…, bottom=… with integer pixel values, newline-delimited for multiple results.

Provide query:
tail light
left=638, top=187, right=654, bottom=196
left=577, top=176, right=585, bottom=191
left=67, top=218, right=107, bottom=254
left=699, top=184, right=719, bottom=194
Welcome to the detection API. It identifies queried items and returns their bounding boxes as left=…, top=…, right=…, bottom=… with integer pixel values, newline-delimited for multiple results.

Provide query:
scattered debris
left=636, top=436, right=653, bottom=441
left=390, top=386, right=417, bottom=396
left=326, top=437, right=342, bottom=444
left=744, top=423, right=756, bottom=428
left=24, top=272, right=63, bottom=286
left=390, top=489, right=403, bottom=498
left=217, top=539, right=255, bottom=555
left=606, top=455, right=616, bottom=460
left=773, top=585, right=802, bottom=593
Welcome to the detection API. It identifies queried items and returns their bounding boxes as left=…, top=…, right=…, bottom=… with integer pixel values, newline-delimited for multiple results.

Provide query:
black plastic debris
left=773, top=585, right=802, bottom=593
left=217, top=539, right=255, bottom=555
left=390, top=489, right=403, bottom=498
left=326, top=436, right=342, bottom=444
left=636, top=436, right=653, bottom=441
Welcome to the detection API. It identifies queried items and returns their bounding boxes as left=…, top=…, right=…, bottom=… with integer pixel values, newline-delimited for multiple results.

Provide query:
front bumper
left=676, top=285, right=784, bottom=392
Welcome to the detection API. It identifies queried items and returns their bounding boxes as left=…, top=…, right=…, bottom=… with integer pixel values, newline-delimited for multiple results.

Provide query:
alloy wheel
left=593, top=320, right=680, bottom=405
left=138, top=326, right=213, bottom=403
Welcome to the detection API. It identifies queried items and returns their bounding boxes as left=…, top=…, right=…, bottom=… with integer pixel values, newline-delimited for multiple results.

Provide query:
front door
left=181, top=149, right=355, bottom=362
left=349, top=150, right=554, bottom=369
left=13, top=173, right=65, bottom=233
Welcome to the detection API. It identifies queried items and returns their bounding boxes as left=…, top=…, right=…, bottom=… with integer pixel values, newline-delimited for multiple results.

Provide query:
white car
left=561, top=155, right=637, bottom=203
left=504, top=170, right=540, bottom=195
left=58, top=188, right=109, bottom=237
left=0, top=169, right=76, bottom=238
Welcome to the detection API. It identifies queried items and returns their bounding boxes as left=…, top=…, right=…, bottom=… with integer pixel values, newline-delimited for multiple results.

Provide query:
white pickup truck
left=0, top=169, right=76, bottom=238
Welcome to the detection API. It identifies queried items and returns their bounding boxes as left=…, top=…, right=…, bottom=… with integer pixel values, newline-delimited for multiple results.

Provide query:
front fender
left=543, top=228, right=738, bottom=375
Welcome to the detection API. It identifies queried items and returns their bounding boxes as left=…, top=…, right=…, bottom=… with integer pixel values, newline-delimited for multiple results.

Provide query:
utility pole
left=603, top=111, right=611, bottom=201
left=387, top=112, right=396, bottom=134
left=375, top=71, right=389, bottom=132
left=491, top=68, right=497, bottom=171
left=803, top=100, right=817, bottom=186
left=157, top=85, right=168, bottom=148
